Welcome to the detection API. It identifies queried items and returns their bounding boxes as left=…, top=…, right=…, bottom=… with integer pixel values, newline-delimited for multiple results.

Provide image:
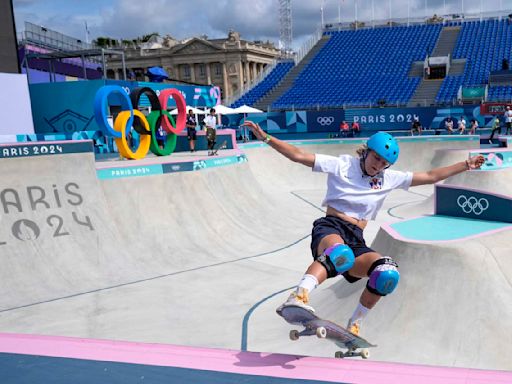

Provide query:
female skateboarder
left=242, top=121, right=484, bottom=336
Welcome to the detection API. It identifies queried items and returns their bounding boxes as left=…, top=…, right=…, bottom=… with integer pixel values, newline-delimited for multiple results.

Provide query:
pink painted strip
left=0, top=333, right=511, bottom=384
left=381, top=220, right=512, bottom=244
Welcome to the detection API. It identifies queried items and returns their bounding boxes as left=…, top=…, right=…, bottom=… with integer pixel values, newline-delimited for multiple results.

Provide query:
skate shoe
left=346, top=319, right=361, bottom=336
left=276, top=288, right=315, bottom=316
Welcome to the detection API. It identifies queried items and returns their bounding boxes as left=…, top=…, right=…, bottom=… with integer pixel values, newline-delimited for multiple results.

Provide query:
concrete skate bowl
left=1, top=136, right=510, bottom=378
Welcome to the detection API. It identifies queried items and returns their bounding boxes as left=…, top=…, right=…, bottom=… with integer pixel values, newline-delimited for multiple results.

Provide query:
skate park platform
left=1, top=136, right=511, bottom=383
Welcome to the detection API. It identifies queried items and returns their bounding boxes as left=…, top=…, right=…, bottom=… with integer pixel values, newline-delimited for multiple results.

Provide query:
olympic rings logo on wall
left=457, top=195, right=489, bottom=215
left=317, top=116, right=334, bottom=126
left=94, top=86, right=186, bottom=160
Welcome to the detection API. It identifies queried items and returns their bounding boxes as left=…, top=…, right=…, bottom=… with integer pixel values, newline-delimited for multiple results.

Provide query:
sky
left=12, top=0, right=512, bottom=50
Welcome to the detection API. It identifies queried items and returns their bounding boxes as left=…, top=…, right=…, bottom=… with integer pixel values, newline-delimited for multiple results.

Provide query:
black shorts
left=507, top=122, right=512, bottom=129
left=310, top=215, right=374, bottom=279
left=187, top=128, right=197, bottom=140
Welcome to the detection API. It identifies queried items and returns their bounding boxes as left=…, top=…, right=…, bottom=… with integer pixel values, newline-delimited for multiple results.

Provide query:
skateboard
left=278, top=305, right=376, bottom=359
left=211, top=140, right=227, bottom=155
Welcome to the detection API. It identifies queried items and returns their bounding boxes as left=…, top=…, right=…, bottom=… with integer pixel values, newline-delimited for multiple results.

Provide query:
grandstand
left=230, top=60, right=293, bottom=108
left=437, top=19, right=512, bottom=104
left=231, top=16, right=512, bottom=111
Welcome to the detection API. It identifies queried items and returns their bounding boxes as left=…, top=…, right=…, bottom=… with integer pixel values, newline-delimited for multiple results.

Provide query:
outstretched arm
left=242, top=121, right=315, bottom=167
left=411, top=155, right=485, bottom=186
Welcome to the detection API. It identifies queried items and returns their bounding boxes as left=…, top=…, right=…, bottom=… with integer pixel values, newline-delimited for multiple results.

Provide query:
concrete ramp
left=0, top=137, right=511, bottom=375
left=364, top=224, right=512, bottom=370
left=0, top=142, right=151, bottom=310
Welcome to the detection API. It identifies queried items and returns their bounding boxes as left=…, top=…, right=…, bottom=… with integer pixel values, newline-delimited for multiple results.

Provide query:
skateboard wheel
left=360, top=349, right=370, bottom=359
left=289, top=330, right=300, bottom=341
left=334, top=351, right=344, bottom=358
left=316, top=326, right=327, bottom=338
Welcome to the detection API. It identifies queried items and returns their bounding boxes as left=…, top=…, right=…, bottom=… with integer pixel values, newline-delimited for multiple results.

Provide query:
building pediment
left=173, top=39, right=222, bottom=55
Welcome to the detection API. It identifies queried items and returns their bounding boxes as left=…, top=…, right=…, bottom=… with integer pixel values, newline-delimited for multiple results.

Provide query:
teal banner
left=96, top=154, right=248, bottom=180
left=29, top=80, right=216, bottom=134
left=0, top=141, right=93, bottom=158
left=462, top=86, right=486, bottom=99
left=435, top=184, right=512, bottom=223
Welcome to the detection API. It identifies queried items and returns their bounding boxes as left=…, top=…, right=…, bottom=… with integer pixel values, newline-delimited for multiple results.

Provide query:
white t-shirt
left=505, top=110, right=512, bottom=123
left=204, top=115, right=217, bottom=129
left=313, top=154, right=413, bottom=220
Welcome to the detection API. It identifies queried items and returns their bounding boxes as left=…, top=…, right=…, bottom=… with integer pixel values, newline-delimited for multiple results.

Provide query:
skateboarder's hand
left=467, top=155, right=485, bottom=170
left=242, top=121, right=266, bottom=141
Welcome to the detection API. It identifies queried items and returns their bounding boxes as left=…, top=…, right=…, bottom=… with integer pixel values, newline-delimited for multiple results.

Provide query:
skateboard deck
left=278, top=305, right=376, bottom=359
left=211, top=140, right=227, bottom=155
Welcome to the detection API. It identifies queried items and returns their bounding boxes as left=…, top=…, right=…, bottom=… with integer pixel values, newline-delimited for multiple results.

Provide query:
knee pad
left=366, top=257, right=400, bottom=296
left=317, top=243, right=355, bottom=278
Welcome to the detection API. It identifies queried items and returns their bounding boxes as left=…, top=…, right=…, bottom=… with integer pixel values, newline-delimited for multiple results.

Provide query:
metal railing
left=295, top=28, right=323, bottom=65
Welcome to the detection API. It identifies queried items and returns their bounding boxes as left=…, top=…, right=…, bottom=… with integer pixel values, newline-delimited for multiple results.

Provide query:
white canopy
left=211, top=105, right=237, bottom=115
left=233, top=105, right=264, bottom=114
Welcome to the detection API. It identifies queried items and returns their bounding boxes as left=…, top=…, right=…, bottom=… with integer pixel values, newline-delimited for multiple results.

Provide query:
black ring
left=129, top=87, right=162, bottom=135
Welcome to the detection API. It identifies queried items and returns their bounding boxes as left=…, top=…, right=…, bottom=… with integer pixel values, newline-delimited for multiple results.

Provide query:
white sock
left=349, top=302, right=370, bottom=325
left=296, top=274, right=318, bottom=294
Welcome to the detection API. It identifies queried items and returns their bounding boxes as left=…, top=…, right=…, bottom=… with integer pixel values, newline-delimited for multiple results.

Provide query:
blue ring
left=93, top=85, right=133, bottom=138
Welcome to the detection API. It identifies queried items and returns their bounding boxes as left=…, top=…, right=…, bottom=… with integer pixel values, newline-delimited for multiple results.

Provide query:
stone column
left=251, top=62, right=257, bottom=83
left=190, top=63, right=196, bottom=83
left=222, top=62, right=229, bottom=100
left=206, top=62, right=212, bottom=85
left=237, top=61, right=244, bottom=92
left=244, top=61, right=250, bottom=89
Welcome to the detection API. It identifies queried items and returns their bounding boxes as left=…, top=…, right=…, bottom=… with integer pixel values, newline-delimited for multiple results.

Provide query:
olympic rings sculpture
left=456, top=195, right=489, bottom=215
left=94, top=86, right=187, bottom=160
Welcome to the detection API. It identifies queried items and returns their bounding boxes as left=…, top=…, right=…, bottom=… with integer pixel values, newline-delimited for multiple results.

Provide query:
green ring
left=146, top=111, right=177, bottom=156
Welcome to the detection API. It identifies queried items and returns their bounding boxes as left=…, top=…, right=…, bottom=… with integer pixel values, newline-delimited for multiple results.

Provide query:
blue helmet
left=366, top=132, right=399, bottom=164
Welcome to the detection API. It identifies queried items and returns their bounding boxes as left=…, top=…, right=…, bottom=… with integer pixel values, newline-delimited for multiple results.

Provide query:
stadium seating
left=487, top=85, right=512, bottom=102
left=436, top=19, right=512, bottom=103
left=271, top=24, right=442, bottom=109
left=230, top=61, right=294, bottom=108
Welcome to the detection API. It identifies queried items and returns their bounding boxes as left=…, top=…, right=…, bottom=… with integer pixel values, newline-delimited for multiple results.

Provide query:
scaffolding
left=21, top=48, right=127, bottom=83
left=279, top=0, right=293, bottom=52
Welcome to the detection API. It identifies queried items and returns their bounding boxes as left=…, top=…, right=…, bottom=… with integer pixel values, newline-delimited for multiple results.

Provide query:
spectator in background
left=489, top=117, right=501, bottom=144
left=351, top=121, right=361, bottom=137
left=458, top=116, right=466, bottom=135
left=204, top=108, right=218, bottom=156
left=186, top=109, right=197, bottom=152
left=444, top=116, right=454, bottom=134
left=502, top=58, right=509, bottom=71
left=411, top=117, right=422, bottom=136
left=468, top=119, right=479, bottom=135
left=504, top=106, right=512, bottom=135
left=339, top=121, right=350, bottom=137
left=156, top=125, right=167, bottom=149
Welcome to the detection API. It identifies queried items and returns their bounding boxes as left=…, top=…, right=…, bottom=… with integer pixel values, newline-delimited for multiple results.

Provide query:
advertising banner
left=435, top=184, right=512, bottom=223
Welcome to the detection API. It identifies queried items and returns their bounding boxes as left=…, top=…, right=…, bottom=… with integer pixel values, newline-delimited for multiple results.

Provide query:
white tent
left=169, top=106, right=205, bottom=115
left=212, top=105, right=237, bottom=115
left=233, top=105, right=263, bottom=114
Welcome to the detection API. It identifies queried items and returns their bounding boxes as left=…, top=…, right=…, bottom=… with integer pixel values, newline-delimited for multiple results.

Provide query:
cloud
left=12, top=0, right=507, bottom=51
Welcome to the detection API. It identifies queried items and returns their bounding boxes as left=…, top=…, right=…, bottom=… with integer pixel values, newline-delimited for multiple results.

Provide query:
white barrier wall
left=0, top=73, right=35, bottom=141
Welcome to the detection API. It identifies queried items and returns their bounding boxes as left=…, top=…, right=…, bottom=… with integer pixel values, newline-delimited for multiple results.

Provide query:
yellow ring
left=114, top=110, right=151, bottom=160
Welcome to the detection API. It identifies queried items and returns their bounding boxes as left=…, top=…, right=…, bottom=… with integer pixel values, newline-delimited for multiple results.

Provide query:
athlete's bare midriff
left=326, top=206, right=368, bottom=230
